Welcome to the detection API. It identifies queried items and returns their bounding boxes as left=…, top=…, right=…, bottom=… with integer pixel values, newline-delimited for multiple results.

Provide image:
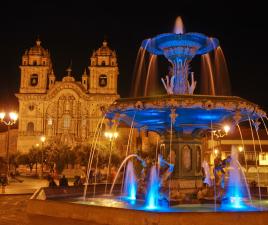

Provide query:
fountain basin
left=141, top=33, right=219, bottom=59
left=27, top=190, right=268, bottom=225
left=107, top=94, right=265, bottom=133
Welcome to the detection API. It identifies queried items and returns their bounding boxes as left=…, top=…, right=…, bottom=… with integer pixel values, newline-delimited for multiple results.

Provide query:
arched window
left=28, top=104, right=34, bottom=111
left=99, top=74, right=107, bottom=87
left=30, top=74, right=38, bottom=86
left=63, top=115, right=71, bottom=128
left=47, top=118, right=53, bottom=126
left=27, top=122, right=34, bottom=134
left=101, top=61, right=105, bottom=66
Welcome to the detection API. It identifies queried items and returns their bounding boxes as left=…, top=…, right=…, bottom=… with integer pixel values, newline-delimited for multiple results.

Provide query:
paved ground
left=0, top=176, right=48, bottom=225
left=0, top=194, right=30, bottom=225
left=1, top=176, right=48, bottom=194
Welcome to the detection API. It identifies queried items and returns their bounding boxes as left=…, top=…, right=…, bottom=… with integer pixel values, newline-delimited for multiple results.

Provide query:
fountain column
left=171, top=58, right=189, bottom=94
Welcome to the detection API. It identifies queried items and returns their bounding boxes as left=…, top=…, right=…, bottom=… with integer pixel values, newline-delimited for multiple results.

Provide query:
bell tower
left=89, top=40, right=118, bottom=94
left=19, top=38, right=52, bottom=93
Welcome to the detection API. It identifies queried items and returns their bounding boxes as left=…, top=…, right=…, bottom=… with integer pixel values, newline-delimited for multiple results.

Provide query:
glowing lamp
left=104, top=131, right=118, bottom=140
left=40, top=135, right=46, bottom=143
left=9, top=112, right=18, bottom=121
left=238, top=146, right=243, bottom=152
left=0, top=112, right=6, bottom=120
left=223, top=125, right=230, bottom=134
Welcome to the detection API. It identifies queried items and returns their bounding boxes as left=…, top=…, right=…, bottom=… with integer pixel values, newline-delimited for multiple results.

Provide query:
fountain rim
left=108, top=94, right=264, bottom=114
left=141, top=32, right=219, bottom=56
left=105, top=94, right=266, bottom=131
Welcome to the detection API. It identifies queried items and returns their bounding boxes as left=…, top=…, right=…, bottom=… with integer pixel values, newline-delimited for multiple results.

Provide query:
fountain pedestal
left=160, top=132, right=203, bottom=192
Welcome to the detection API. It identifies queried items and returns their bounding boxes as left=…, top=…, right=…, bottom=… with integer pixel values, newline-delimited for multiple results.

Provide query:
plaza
left=1, top=2, right=268, bottom=225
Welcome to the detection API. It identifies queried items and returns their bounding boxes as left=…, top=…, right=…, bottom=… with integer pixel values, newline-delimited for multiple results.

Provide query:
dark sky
left=0, top=1, right=267, bottom=111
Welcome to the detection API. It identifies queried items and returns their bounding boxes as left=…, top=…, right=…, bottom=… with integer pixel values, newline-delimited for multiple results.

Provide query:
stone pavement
left=1, top=176, right=48, bottom=195
left=0, top=194, right=30, bottom=225
left=0, top=177, right=48, bottom=225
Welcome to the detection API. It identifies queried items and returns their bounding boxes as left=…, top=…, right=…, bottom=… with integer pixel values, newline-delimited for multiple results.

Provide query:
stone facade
left=16, top=39, right=119, bottom=153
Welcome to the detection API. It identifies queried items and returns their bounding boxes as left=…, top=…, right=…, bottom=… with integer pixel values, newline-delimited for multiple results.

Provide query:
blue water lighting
left=230, top=196, right=244, bottom=209
left=220, top=148, right=254, bottom=211
left=145, top=165, right=160, bottom=209
left=124, top=161, right=137, bottom=201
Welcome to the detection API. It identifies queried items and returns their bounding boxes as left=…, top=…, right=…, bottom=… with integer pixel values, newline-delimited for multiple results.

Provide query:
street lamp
left=104, top=130, right=118, bottom=194
left=0, top=111, right=18, bottom=180
left=238, top=146, right=244, bottom=152
left=40, top=135, right=46, bottom=178
left=212, top=124, right=231, bottom=138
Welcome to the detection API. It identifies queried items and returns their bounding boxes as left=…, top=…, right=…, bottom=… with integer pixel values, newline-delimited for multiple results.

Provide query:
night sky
left=0, top=1, right=267, bottom=111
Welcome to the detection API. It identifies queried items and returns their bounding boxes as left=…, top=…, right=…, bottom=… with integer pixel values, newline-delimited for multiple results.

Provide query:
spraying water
left=214, top=47, right=231, bottom=95
left=173, top=16, right=184, bottom=34
left=201, top=53, right=216, bottom=95
left=145, top=165, right=160, bottom=209
left=222, top=146, right=249, bottom=209
left=123, top=161, right=137, bottom=200
left=110, top=154, right=145, bottom=195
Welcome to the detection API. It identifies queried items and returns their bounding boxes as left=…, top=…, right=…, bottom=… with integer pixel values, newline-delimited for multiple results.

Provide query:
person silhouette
left=59, top=175, right=68, bottom=187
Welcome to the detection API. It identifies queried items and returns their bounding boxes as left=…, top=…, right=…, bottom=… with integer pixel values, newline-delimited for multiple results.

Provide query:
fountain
left=27, top=17, right=268, bottom=225
left=145, top=165, right=160, bottom=209
left=221, top=146, right=252, bottom=210
left=123, top=161, right=137, bottom=200
left=141, top=16, right=219, bottom=95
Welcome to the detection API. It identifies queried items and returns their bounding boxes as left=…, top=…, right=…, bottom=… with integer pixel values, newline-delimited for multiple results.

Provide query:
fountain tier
left=141, top=17, right=219, bottom=94
left=107, top=94, right=265, bottom=134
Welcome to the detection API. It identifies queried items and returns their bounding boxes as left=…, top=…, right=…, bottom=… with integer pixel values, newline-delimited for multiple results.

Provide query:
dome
left=62, top=67, right=75, bottom=82
left=93, top=40, right=116, bottom=57
left=25, top=39, right=49, bottom=57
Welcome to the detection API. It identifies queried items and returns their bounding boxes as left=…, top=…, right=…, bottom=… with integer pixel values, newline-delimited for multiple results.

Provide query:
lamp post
left=104, top=130, right=118, bottom=194
left=40, top=135, right=46, bottom=178
left=0, top=111, right=18, bottom=181
left=212, top=124, right=230, bottom=139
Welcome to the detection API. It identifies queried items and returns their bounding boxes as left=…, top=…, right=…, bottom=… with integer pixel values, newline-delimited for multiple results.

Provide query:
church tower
left=89, top=40, right=118, bottom=94
left=19, top=39, right=52, bottom=93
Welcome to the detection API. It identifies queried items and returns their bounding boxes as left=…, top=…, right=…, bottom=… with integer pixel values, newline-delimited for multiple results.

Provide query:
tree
left=9, top=152, right=21, bottom=174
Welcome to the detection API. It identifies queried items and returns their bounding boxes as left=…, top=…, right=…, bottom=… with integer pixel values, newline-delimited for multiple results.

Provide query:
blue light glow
left=221, top=147, right=252, bottom=211
left=230, top=196, right=243, bottom=209
left=145, top=165, right=160, bottom=209
left=124, top=161, right=137, bottom=201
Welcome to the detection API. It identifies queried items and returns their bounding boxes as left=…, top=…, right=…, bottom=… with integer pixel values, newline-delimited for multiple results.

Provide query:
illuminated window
left=259, top=153, right=268, bottom=165
left=63, top=115, right=71, bottom=128
left=30, top=74, right=38, bottom=86
left=48, top=118, right=53, bottom=125
left=27, top=122, right=34, bottom=134
left=99, top=74, right=107, bottom=87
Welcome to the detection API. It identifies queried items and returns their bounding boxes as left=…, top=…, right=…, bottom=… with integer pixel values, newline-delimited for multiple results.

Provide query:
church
left=15, top=39, right=119, bottom=152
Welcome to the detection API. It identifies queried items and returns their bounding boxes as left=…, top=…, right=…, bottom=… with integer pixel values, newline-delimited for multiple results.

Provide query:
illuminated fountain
left=123, top=161, right=137, bottom=200
left=141, top=16, right=218, bottom=95
left=221, top=146, right=252, bottom=210
left=107, top=17, right=265, bottom=204
left=27, top=17, right=268, bottom=225
left=145, top=165, right=160, bottom=209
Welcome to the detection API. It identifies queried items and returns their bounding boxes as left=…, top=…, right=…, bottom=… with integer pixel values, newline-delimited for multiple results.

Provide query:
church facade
left=16, top=39, right=119, bottom=152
